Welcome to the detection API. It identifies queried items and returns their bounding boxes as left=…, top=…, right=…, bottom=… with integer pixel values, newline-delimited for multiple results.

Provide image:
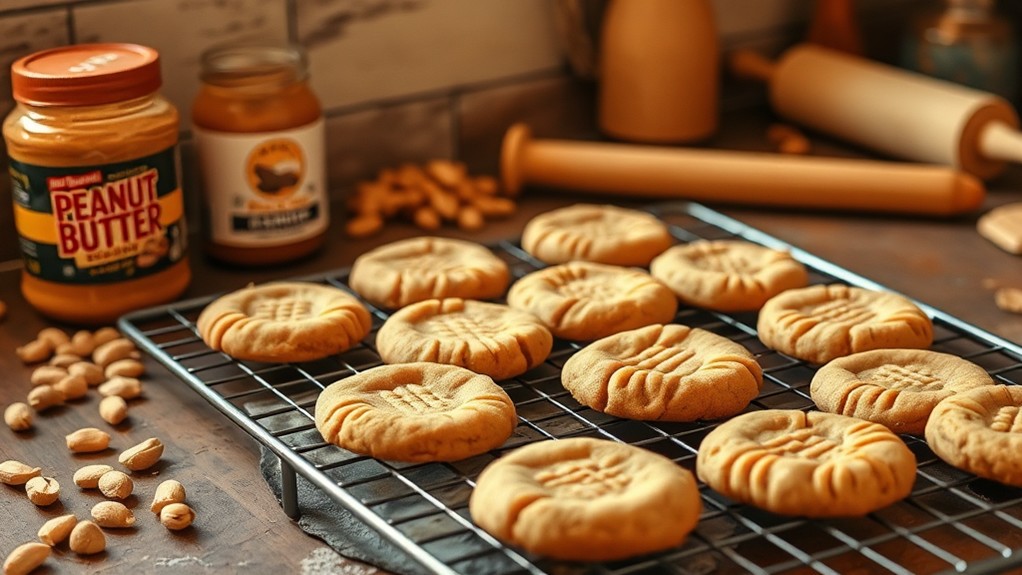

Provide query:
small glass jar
left=192, top=42, right=328, bottom=266
left=3, top=43, right=191, bottom=325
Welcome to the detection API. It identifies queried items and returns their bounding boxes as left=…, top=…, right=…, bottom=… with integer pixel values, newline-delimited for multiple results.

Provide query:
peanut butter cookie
left=697, top=409, right=917, bottom=517
left=197, top=282, right=372, bottom=363
left=520, top=204, right=673, bottom=266
left=811, top=349, right=994, bottom=435
left=376, top=298, right=552, bottom=381
left=561, top=324, right=762, bottom=421
left=469, top=437, right=701, bottom=561
left=925, top=385, right=1022, bottom=487
left=348, top=237, right=510, bottom=310
left=757, top=284, right=933, bottom=365
left=506, top=261, right=677, bottom=341
left=649, top=240, right=809, bottom=311
left=315, top=362, right=516, bottom=462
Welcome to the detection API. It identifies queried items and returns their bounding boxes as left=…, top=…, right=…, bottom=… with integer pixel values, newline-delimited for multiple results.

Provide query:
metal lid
left=11, top=43, right=162, bottom=107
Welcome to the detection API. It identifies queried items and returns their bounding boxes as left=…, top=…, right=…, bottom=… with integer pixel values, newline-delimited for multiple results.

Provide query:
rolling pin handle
left=979, top=120, right=1022, bottom=165
left=501, top=123, right=532, bottom=196
left=728, top=49, right=777, bottom=83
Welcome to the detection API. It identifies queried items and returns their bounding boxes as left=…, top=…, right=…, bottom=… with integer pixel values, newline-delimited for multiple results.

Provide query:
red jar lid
left=11, top=43, right=162, bottom=107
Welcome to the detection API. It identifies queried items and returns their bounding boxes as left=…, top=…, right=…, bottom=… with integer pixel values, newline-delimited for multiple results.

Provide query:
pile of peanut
left=345, top=160, right=517, bottom=237
left=2, top=326, right=196, bottom=575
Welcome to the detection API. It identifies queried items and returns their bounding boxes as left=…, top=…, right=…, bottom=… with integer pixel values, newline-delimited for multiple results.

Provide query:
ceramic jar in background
left=598, top=0, right=719, bottom=144
left=192, top=42, right=329, bottom=266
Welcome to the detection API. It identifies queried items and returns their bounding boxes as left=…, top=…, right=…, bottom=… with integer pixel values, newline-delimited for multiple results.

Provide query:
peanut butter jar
left=3, top=43, right=191, bottom=325
left=192, top=42, right=328, bottom=266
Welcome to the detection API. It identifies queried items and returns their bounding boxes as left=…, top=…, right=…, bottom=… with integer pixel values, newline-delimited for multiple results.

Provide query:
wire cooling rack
left=118, top=202, right=1022, bottom=575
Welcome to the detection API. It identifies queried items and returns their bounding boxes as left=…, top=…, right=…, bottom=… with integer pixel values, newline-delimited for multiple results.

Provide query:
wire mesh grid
left=118, top=202, right=1022, bottom=575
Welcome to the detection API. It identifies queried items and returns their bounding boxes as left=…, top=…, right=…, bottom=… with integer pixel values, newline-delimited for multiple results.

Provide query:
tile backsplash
left=0, top=0, right=920, bottom=264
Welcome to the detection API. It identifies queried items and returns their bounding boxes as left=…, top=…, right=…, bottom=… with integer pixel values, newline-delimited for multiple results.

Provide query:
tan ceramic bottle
left=598, top=0, right=719, bottom=144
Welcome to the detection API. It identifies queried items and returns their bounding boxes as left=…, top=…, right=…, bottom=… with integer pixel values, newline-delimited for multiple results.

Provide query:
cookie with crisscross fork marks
left=650, top=239, right=809, bottom=311
left=197, top=281, right=372, bottom=362
left=315, top=362, right=516, bottom=462
left=811, top=349, right=994, bottom=435
left=756, top=284, right=933, bottom=365
left=506, top=261, right=677, bottom=341
left=925, top=385, right=1022, bottom=487
left=348, top=236, right=509, bottom=310
left=697, top=409, right=916, bottom=517
left=520, top=204, right=673, bottom=266
left=469, top=437, right=701, bottom=561
left=561, top=324, right=763, bottom=421
left=376, top=298, right=552, bottom=380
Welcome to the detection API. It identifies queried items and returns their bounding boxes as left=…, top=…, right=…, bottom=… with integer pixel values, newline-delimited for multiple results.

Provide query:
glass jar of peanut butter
left=192, top=42, right=328, bottom=266
left=3, top=43, right=191, bottom=325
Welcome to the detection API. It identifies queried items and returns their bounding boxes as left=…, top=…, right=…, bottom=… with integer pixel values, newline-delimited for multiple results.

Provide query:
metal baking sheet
left=118, top=202, right=1022, bottom=575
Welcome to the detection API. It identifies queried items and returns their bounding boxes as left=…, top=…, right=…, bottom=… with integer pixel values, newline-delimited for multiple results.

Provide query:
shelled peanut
left=345, top=160, right=517, bottom=237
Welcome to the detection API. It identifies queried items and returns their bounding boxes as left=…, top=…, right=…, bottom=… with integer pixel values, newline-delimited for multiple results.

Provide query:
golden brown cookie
left=469, top=437, right=701, bottom=561
left=506, top=261, right=677, bottom=341
left=348, top=237, right=510, bottom=310
left=561, top=324, right=762, bottom=421
left=197, top=282, right=372, bottom=363
left=756, top=284, right=933, bottom=365
left=375, top=298, right=552, bottom=381
left=925, top=385, right=1022, bottom=487
left=315, top=362, right=516, bottom=462
left=811, top=349, right=994, bottom=435
left=520, top=204, right=673, bottom=266
left=649, top=240, right=809, bottom=311
left=697, top=409, right=916, bottom=517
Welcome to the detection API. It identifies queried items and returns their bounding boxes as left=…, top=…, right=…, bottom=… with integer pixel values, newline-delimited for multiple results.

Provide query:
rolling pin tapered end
left=951, top=172, right=986, bottom=214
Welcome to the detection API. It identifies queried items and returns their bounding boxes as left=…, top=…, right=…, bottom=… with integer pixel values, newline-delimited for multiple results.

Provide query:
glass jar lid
left=11, top=43, right=162, bottom=107
left=199, top=42, right=309, bottom=93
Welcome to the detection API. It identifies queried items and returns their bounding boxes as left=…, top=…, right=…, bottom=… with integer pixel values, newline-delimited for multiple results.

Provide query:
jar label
left=194, top=119, right=329, bottom=247
left=9, top=147, right=188, bottom=285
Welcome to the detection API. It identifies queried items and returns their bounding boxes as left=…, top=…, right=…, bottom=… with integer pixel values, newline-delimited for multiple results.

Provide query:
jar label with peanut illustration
left=194, top=119, right=328, bottom=246
left=9, top=147, right=188, bottom=284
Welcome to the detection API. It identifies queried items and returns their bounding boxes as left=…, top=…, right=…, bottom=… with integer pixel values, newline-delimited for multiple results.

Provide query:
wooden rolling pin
left=732, top=43, right=1022, bottom=180
left=500, top=123, right=984, bottom=216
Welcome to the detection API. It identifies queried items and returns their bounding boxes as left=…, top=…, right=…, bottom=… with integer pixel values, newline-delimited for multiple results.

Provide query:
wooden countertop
left=2, top=114, right=1022, bottom=574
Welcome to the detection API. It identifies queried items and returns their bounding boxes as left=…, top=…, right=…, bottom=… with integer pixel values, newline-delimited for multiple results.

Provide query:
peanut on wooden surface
left=159, top=503, right=195, bottom=531
left=48, top=353, right=82, bottom=369
left=68, top=521, right=105, bottom=555
left=4, top=403, right=32, bottom=432
left=119, top=437, right=164, bottom=471
left=97, top=470, right=133, bottom=500
left=98, top=376, right=142, bottom=399
left=36, top=327, right=69, bottom=349
left=2, top=541, right=50, bottom=575
left=29, top=365, right=67, bottom=387
left=16, top=339, right=52, bottom=364
left=345, top=160, right=516, bottom=237
left=92, top=338, right=136, bottom=368
left=91, top=501, right=135, bottom=528
left=25, top=476, right=60, bottom=506
left=151, top=479, right=186, bottom=514
left=104, top=358, right=145, bottom=379
left=54, top=373, right=88, bottom=401
left=66, top=428, right=111, bottom=453
left=99, top=395, right=128, bottom=426
left=38, top=514, right=77, bottom=546
left=0, top=461, right=41, bottom=485
left=73, top=464, right=114, bottom=489
left=68, top=361, right=105, bottom=386
left=26, top=385, right=63, bottom=412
